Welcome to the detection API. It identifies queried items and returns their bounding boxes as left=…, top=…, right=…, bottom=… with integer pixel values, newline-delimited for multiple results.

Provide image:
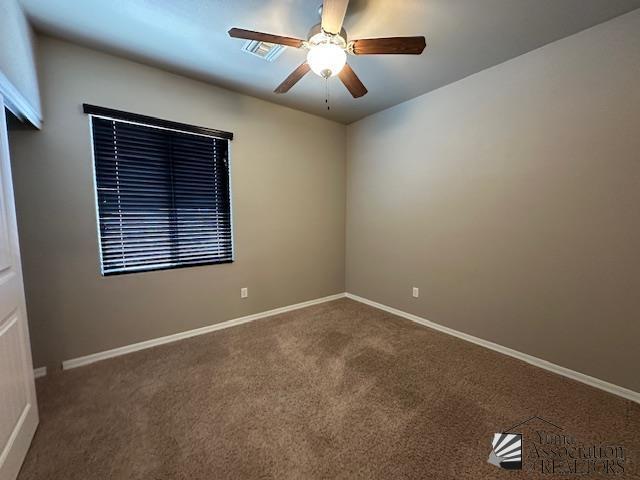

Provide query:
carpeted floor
left=18, top=298, right=640, bottom=479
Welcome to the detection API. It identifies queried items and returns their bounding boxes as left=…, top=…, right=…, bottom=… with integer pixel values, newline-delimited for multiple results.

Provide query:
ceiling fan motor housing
left=307, top=23, right=348, bottom=45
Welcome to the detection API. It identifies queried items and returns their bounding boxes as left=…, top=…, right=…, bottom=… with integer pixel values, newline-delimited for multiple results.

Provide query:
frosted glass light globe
left=307, top=43, right=347, bottom=79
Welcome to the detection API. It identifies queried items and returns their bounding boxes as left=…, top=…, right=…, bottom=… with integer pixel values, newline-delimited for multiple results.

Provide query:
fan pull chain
left=324, top=78, right=331, bottom=111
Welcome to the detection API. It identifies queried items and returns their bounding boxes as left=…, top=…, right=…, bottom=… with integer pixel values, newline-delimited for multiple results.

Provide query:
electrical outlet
left=412, top=287, right=419, bottom=298
left=241, top=287, right=248, bottom=298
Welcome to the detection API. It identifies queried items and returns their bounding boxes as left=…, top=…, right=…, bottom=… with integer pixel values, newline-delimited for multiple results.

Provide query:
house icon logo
left=488, top=432, right=523, bottom=470
left=487, top=416, right=628, bottom=475
left=488, top=416, right=561, bottom=471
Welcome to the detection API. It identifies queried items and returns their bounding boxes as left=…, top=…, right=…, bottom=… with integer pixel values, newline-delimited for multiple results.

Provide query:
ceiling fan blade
left=338, top=63, right=367, bottom=98
left=321, top=0, right=349, bottom=35
left=228, top=28, right=304, bottom=48
left=350, top=36, right=426, bottom=55
left=274, top=63, right=311, bottom=94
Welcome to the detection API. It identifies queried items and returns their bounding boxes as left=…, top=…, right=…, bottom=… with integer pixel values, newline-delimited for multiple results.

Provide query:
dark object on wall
left=86, top=105, right=233, bottom=275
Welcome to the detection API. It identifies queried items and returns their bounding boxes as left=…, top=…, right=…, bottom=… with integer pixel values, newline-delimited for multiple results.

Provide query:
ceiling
left=20, top=0, right=640, bottom=124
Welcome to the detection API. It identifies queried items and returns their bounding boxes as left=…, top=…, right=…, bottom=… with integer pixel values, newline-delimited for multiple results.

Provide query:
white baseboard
left=345, top=293, right=640, bottom=404
left=33, top=367, right=47, bottom=379
left=59, top=290, right=639, bottom=404
left=62, top=293, right=346, bottom=370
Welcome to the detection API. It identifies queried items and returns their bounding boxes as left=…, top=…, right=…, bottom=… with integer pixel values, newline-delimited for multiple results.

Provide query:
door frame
left=0, top=71, right=41, bottom=129
left=0, top=89, right=39, bottom=480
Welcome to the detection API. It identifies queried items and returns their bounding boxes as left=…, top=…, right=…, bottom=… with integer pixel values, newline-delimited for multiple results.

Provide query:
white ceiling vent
left=241, top=40, right=286, bottom=62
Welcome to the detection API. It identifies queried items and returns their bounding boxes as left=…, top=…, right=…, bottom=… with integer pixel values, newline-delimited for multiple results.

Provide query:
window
left=86, top=105, right=233, bottom=275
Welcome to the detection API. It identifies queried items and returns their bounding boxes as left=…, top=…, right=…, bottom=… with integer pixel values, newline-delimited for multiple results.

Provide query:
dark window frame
left=86, top=105, right=234, bottom=276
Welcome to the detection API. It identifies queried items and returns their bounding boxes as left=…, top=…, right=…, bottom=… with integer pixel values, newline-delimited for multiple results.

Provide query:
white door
left=0, top=94, right=38, bottom=480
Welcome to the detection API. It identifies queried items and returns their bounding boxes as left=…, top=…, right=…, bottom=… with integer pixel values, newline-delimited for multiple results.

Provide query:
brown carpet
left=18, top=298, right=640, bottom=479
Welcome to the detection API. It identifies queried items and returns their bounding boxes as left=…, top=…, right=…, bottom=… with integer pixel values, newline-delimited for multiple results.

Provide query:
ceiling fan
left=228, top=0, right=426, bottom=98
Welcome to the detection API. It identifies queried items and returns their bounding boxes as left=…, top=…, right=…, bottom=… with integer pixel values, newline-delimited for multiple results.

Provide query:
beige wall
left=346, top=10, right=640, bottom=392
left=7, top=10, right=640, bottom=393
left=0, top=0, right=41, bottom=120
left=9, top=36, right=346, bottom=368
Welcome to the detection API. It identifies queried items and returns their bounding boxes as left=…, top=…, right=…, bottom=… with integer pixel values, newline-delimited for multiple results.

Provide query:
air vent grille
left=241, top=40, right=285, bottom=62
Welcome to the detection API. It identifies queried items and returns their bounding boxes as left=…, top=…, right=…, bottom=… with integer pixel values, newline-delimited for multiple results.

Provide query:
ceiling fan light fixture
left=228, top=0, right=428, bottom=99
left=306, top=32, right=347, bottom=78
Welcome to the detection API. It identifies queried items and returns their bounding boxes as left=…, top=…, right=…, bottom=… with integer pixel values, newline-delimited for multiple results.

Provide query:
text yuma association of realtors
left=531, top=430, right=625, bottom=475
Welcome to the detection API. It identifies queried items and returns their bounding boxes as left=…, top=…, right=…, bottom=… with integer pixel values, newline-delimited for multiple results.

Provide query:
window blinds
left=89, top=112, right=233, bottom=275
